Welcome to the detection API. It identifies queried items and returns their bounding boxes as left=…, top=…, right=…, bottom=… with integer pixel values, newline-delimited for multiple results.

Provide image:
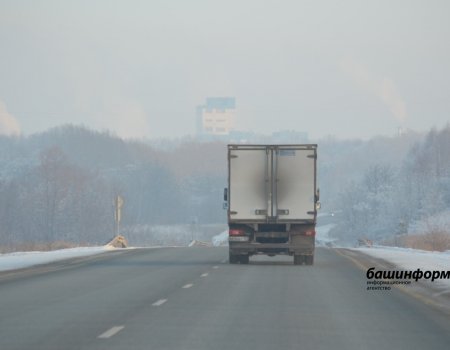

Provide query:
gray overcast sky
left=0, top=0, right=449, bottom=139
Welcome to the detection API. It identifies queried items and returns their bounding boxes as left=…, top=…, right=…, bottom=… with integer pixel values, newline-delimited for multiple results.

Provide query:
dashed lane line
left=152, top=298, right=168, bottom=306
left=182, top=283, right=194, bottom=289
left=201, top=273, right=209, bottom=277
left=98, top=326, right=125, bottom=339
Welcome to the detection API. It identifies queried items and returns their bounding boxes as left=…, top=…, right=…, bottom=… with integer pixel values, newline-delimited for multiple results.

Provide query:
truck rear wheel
left=294, top=254, right=304, bottom=265
left=305, top=255, right=314, bottom=265
left=229, top=253, right=239, bottom=264
left=240, top=255, right=249, bottom=264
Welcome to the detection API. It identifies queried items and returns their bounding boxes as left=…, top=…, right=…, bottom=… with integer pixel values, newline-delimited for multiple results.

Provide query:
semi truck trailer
left=224, top=144, right=320, bottom=265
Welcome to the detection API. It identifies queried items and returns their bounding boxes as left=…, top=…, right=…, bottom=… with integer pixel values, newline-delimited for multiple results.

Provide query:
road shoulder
left=335, top=248, right=450, bottom=315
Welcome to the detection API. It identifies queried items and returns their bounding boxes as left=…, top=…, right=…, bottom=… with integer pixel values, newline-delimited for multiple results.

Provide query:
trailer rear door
left=228, top=145, right=317, bottom=223
left=228, top=147, right=268, bottom=221
left=275, top=146, right=316, bottom=222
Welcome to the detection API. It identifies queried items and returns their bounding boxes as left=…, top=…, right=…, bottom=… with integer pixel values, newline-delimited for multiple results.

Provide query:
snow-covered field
left=353, top=246, right=450, bottom=289
left=212, top=230, right=228, bottom=246
left=316, top=224, right=337, bottom=246
left=0, top=246, right=114, bottom=272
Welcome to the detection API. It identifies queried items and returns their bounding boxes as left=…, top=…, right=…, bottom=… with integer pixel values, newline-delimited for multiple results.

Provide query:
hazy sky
left=0, top=0, right=449, bottom=140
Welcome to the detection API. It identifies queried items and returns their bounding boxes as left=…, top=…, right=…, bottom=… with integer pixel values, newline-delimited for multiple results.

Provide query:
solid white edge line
left=98, top=326, right=125, bottom=339
left=152, top=298, right=168, bottom=306
left=201, top=273, right=208, bottom=277
left=182, top=283, right=194, bottom=289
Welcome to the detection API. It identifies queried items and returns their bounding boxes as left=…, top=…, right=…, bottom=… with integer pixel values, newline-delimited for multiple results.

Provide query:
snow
left=353, top=246, right=450, bottom=289
left=0, top=246, right=114, bottom=272
left=316, top=224, right=337, bottom=246
left=212, top=230, right=228, bottom=246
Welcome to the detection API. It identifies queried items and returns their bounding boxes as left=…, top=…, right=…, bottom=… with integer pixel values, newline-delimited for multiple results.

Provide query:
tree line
left=0, top=125, right=226, bottom=248
left=1, top=123, right=449, bottom=249
left=329, top=125, right=450, bottom=244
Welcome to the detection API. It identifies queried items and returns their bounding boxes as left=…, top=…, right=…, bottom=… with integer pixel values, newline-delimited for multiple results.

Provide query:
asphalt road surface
left=0, top=247, right=449, bottom=350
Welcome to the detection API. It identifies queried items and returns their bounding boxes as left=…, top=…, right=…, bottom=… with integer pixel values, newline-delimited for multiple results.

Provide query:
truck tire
left=229, top=253, right=239, bottom=264
left=294, top=254, right=304, bottom=265
left=240, top=255, right=249, bottom=264
left=305, top=255, right=314, bottom=265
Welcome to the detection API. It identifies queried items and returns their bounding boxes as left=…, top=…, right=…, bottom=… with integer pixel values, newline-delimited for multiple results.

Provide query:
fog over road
left=0, top=247, right=449, bottom=350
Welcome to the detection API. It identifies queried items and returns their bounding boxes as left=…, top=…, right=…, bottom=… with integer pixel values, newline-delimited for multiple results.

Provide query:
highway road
left=0, top=247, right=449, bottom=350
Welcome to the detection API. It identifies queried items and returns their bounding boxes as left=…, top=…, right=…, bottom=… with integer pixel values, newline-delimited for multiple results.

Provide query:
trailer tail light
left=229, top=228, right=245, bottom=236
left=305, top=229, right=316, bottom=236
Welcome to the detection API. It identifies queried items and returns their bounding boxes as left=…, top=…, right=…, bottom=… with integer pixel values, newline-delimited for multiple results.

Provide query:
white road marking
left=98, top=326, right=125, bottom=339
left=152, top=298, right=168, bottom=306
left=182, top=283, right=193, bottom=289
left=201, top=273, right=209, bottom=277
left=213, top=266, right=219, bottom=269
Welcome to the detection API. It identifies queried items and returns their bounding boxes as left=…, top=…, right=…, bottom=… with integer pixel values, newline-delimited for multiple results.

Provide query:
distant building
left=196, top=97, right=236, bottom=136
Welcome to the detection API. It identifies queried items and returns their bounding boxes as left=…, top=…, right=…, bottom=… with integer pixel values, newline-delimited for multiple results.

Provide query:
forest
left=0, top=124, right=449, bottom=250
left=328, top=125, right=450, bottom=248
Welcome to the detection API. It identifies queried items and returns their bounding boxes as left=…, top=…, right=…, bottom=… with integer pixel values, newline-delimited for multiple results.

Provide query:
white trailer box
left=225, top=144, right=319, bottom=265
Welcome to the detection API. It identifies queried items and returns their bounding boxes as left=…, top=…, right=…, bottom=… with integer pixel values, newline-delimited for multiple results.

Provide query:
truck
left=224, top=144, right=320, bottom=265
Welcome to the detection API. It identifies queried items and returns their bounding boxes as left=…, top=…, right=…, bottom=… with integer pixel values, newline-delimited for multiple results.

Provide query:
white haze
left=0, top=0, right=449, bottom=140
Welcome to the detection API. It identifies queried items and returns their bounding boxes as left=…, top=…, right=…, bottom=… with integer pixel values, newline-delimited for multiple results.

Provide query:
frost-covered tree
left=334, top=164, right=397, bottom=242
left=332, top=125, right=450, bottom=243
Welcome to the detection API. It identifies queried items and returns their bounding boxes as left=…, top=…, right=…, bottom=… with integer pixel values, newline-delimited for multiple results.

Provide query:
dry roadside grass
left=383, top=230, right=450, bottom=252
left=404, top=230, right=450, bottom=251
